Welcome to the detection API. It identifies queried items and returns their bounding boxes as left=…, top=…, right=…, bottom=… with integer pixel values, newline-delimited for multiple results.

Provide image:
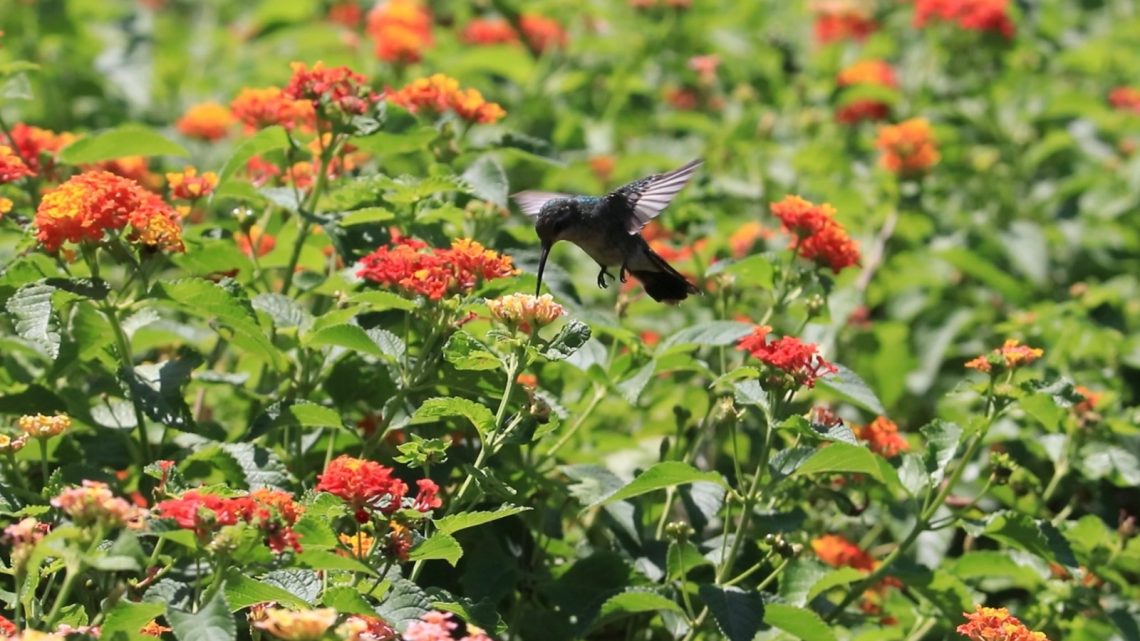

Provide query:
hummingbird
left=512, top=159, right=703, bottom=304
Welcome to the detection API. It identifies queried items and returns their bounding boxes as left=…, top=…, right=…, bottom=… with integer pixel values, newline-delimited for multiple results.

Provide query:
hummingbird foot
left=596, top=268, right=614, bottom=289
left=619, top=264, right=629, bottom=283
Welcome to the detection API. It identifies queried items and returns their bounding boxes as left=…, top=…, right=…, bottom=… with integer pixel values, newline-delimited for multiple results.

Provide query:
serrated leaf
left=305, top=323, right=384, bottom=357
left=287, top=403, right=343, bottom=429
left=60, top=125, right=188, bottom=163
left=792, top=442, right=884, bottom=481
left=922, top=420, right=962, bottom=487
left=322, top=586, right=378, bottom=616
left=216, top=443, right=292, bottom=489
left=764, top=604, right=836, bottom=641
left=252, top=293, right=312, bottom=330
left=542, top=319, right=592, bottom=361
left=167, top=589, right=235, bottom=641
left=616, top=360, right=656, bottom=404
left=443, top=331, right=501, bottom=371
left=697, top=585, right=764, bottom=641
left=461, top=154, right=509, bottom=208
left=223, top=569, right=311, bottom=610
left=434, top=505, right=530, bottom=535
left=815, top=364, right=885, bottom=416
left=412, top=397, right=496, bottom=439
left=6, top=282, right=60, bottom=359
left=366, top=327, right=406, bottom=361
left=408, top=532, right=463, bottom=566
left=375, top=579, right=433, bottom=632
left=219, top=126, right=289, bottom=184
left=596, top=589, right=685, bottom=622
left=975, top=511, right=1078, bottom=567
left=101, top=601, right=166, bottom=639
left=123, top=355, right=202, bottom=430
left=593, top=461, right=726, bottom=507
left=156, top=279, right=284, bottom=370
left=806, top=567, right=865, bottom=602
left=660, top=321, right=753, bottom=350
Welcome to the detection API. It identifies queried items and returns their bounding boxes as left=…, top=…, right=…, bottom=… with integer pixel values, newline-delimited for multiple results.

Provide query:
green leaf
left=215, top=442, right=292, bottom=489
left=543, top=319, right=592, bottom=361
left=660, top=321, right=753, bottom=351
left=60, top=125, right=188, bottom=164
left=593, top=461, right=726, bottom=507
left=893, top=562, right=974, bottom=621
left=351, top=126, right=439, bottom=156
left=286, top=403, right=344, bottom=429
left=922, top=420, right=963, bottom=487
left=434, top=505, right=530, bottom=535
left=123, top=355, right=202, bottom=431
left=219, top=126, right=289, bottom=184
left=6, top=282, right=60, bottom=359
left=223, top=570, right=311, bottom=610
left=596, top=589, right=685, bottom=622
left=349, top=290, right=417, bottom=312
left=815, top=364, right=886, bottom=416
left=974, top=511, right=1078, bottom=567
left=412, top=397, right=496, bottom=439
left=408, top=532, right=463, bottom=566
left=792, top=442, right=884, bottom=482
left=167, top=588, right=235, bottom=641
left=375, top=579, right=433, bottom=632
left=461, top=154, right=509, bottom=208
left=806, top=567, right=865, bottom=602
left=322, top=586, right=378, bottom=616
left=616, top=360, right=656, bottom=404
left=697, top=585, right=764, bottom=641
left=939, top=247, right=1027, bottom=302
left=101, top=601, right=166, bottom=639
left=764, top=604, right=837, bottom=641
left=296, top=548, right=377, bottom=575
left=252, top=293, right=312, bottom=330
left=156, top=279, right=284, bottom=370
left=304, top=323, right=384, bottom=357
left=706, top=254, right=775, bottom=289
left=443, top=331, right=501, bottom=371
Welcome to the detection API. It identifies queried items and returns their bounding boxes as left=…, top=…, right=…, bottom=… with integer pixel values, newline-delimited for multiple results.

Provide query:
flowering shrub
left=0, top=3, right=1137, bottom=641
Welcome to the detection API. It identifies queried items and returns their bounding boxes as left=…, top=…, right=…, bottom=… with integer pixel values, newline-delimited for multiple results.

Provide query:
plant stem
left=102, top=301, right=152, bottom=468
left=541, top=385, right=604, bottom=464
left=38, top=437, right=49, bottom=485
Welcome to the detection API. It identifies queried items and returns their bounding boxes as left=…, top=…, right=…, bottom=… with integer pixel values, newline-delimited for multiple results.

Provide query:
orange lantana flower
left=836, top=60, right=898, bottom=124
left=519, top=14, right=567, bottom=53
left=811, top=534, right=875, bottom=571
left=811, top=0, right=877, bottom=43
left=366, top=0, right=433, bottom=63
left=853, top=416, right=909, bottom=457
left=461, top=17, right=519, bottom=46
left=176, top=102, right=235, bottom=141
left=965, top=339, right=1044, bottom=373
left=957, top=605, right=1049, bottom=641
left=3, top=123, right=76, bottom=176
left=770, top=195, right=860, bottom=273
left=876, top=118, right=940, bottom=176
left=166, top=167, right=218, bottom=200
left=231, top=87, right=316, bottom=131
left=0, top=145, right=33, bottom=183
left=386, top=74, right=506, bottom=124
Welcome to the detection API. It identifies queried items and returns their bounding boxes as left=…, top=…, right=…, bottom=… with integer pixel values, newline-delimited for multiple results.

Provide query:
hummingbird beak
left=535, top=242, right=551, bottom=296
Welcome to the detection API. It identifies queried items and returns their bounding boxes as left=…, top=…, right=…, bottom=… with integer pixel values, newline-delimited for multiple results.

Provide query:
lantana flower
left=770, top=195, right=860, bottom=273
left=914, top=0, right=1015, bottom=39
left=316, top=455, right=410, bottom=523
left=254, top=607, right=338, bottom=641
left=964, top=339, right=1043, bottom=374
left=284, top=61, right=380, bottom=120
left=18, top=413, right=72, bottom=438
left=836, top=60, right=898, bottom=124
left=51, top=481, right=143, bottom=529
left=154, top=489, right=303, bottom=553
left=876, top=118, right=940, bottom=177
left=2, top=123, right=77, bottom=176
left=1109, top=87, right=1140, bottom=114
left=366, top=0, right=433, bottom=63
left=811, top=0, right=877, bottom=43
left=176, top=102, right=236, bottom=141
left=0, top=144, right=33, bottom=183
left=812, top=534, right=875, bottom=571
left=166, top=167, right=219, bottom=201
left=957, top=605, right=1049, bottom=641
left=356, top=236, right=517, bottom=301
left=737, top=325, right=838, bottom=389
left=336, top=615, right=397, bottom=641
left=519, top=14, right=568, bottom=54
left=461, top=18, right=519, bottom=46
left=34, top=171, right=184, bottom=253
left=853, top=416, right=909, bottom=457
left=487, top=293, right=565, bottom=332
left=386, top=74, right=507, bottom=124
left=230, top=87, right=316, bottom=131
left=3, top=517, right=51, bottom=571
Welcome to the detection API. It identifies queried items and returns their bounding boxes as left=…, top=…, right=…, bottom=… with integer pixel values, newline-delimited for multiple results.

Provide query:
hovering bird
left=513, top=159, right=703, bottom=304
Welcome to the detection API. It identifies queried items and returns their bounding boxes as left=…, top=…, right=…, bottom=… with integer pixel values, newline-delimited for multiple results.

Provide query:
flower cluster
left=811, top=0, right=877, bottom=43
left=337, top=615, right=397, bottom=641
left=51, top=481, right=143, bottom=529
left=154, top=489, right=304, bottom=552
left=0, top=144, right=33, bottom=183
left=728, top=221, right=772, bottom=258
left=254, top=607, right=338, bottom=641
left=284, top=61, right=380, bottom=118
left=366, top=0, right=433, bottom=64
left=386, top=74, right=507, bottom=124
left=770, top=195, right=860, bottom=273
left=964, top=339, right=1043, bottom=373
left=3, top=123, right=76, bottom=176
left=3, top=517, right=50, bottom=570
left=854, top=416, right=909, bottom=457
left=1109, top=87, right=1140, bottom=114
left=836, top=60, right=898, bottom=124
left=876, top=118, right=940, bottom=176
left=176, top=102, right=236, bottom=141
left=811, top=534, right=875, bottom=571
left=461, top=17, right=519, bottom=46
left=487, top=293, right=565, bottom=332
left=404, top=611, right=492, bottom=641
left=18, top=413, right=72, bottom=438
left=35, top=170, right=184, bottom=253
left=316, top=455, right=410, bottom=523
left=519, top=14, right=568, bottom=54
left=230, top=87, right=316, bottom=131
left=737, top=325, right=838, bottom=389
left=166, top=166, right=218, bottom=200
left=957, top=606, right=1049, bottom=641
left=0, top=432, right=28, bottom=452
left=914, top=0, right=1015, bottom=39
left=356, top=236, right=517, bottom=301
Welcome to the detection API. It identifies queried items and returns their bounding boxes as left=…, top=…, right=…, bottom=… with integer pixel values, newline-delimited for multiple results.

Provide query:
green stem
left=44, top=528, right=103, bottom=627
left=541, top=385, right=604, bottom=464
left=38, top=437, right=49, bottom=485
left=103, top=301, right=152, bottom=468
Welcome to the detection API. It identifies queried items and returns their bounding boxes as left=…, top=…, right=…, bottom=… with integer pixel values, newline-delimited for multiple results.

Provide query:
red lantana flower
left=519, top=14, right=568, bottom=54
left=356, top=236, right=517, bottom=301
left=737, top=325, right=838, bottom=389
left=3, top=123, right=77, bottom=176
left=154, top=490, right=253, bottom=538
left=284, top=61, right=380, bottom=118
left=0, top=145, right=33, bottom=183
left=854, top=416, right=909, bottom=457
left=836, top=60, right=898, bottom=124
left=812, top=534, right=875, bottom=571
left=957, top=606, right=1049, bottom=641
left=914, top=0, right=1015, bottom=39
left=317, top=455, right=409, bottom=523
left=770, top=195, right=860, bottom=273
left=461, top=18, right=519, bottom=46
left=230, top=87, right=316, bottom=132
left=811, top=0, right=877, bottom=43
left=366, top=0, right=433, bottom=64
left=1109, top=87, right=1140, bottom=114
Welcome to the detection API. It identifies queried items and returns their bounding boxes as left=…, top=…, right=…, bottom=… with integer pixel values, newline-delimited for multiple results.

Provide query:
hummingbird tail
left=630, top=247, right=701, bottom=304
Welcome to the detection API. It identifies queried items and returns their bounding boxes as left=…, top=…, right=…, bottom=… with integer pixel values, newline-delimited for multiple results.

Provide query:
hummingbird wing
left=512, top=191, right=574, bottom=217
left=614, top=159, right=702, bottom=234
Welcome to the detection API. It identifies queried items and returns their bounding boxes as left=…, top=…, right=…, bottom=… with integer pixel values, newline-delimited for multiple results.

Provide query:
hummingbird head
left=533, top=198, right=579, bottom=296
